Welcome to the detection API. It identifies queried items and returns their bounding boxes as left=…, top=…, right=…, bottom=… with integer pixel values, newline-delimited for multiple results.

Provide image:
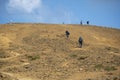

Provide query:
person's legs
left=66, top=34, right=69, bottom=38
left=79, top=42, right=81, bottom=48
left=80, top=41, right=82, bottom=48
left=81, top=42, right=82, bottom=48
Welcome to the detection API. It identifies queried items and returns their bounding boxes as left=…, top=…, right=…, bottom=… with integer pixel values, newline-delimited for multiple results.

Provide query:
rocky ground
left=0, top=23, right=120, bottom=80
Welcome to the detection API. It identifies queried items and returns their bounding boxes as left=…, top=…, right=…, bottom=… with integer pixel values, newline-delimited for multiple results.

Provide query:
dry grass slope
left=0, top=23, right=120, bottom=80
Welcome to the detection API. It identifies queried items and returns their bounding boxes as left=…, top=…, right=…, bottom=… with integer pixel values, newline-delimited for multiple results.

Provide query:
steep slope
left=0, top=23, right=120, bottom=80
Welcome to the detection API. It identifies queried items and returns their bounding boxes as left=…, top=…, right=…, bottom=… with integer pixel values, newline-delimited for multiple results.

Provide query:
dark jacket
left=79, top=37, right=83, bottom=43
left=66, top=31, right=70, bottom=35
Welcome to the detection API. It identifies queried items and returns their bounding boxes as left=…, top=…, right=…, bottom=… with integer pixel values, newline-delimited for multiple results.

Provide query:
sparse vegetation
left=0, top=49, right=10, bottom=58
left=0, top=49, right=5, bottom=58
left=95, top=64, right=104, bottom=70
left=0, top=23, right=120, bottom=80
left=95, top=64, right=117, bottom=71
left=104, top=66, right=117, bottom=71
left=27, top=55, right=40, bottom=61
left=70, top=54, right=77, bottom=58
left=77, top=56, right=87, bottom=60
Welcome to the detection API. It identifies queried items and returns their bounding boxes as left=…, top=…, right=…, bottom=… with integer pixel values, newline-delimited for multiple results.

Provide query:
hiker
left=87, top=21, right=89, bottom=25
left=80, top=20, right=82, bottom=25
left=78, top=36, right=83, bottom=48
left=65, top=30, right=70, bottom=38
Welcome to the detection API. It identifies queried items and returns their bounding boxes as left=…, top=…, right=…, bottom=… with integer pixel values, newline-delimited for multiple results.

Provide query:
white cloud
left=6, top=0, right=73, bottom=24
left=7, top=0, right=42, bottom=13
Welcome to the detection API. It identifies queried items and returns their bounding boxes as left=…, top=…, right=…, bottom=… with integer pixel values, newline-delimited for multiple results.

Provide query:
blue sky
left=0, top=0, right=120, bottom=28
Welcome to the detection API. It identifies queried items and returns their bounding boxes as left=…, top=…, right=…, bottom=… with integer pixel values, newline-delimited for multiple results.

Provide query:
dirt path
left=0, top=51, right=20, bottom=61
left=109, top=51, right=120, bottom=56
left=1, top=72, right=38, bottom=80
left=67, top=72, right=105, bottom=80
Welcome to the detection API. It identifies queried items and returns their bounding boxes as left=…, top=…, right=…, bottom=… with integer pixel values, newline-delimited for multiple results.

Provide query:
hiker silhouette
left=80, top=20, right=82, bottom=25
left=87, top=21, right=89, bottom=25
left=78, top=36, right=83, bottom=48
left=65, top=30, right=70, bottom=38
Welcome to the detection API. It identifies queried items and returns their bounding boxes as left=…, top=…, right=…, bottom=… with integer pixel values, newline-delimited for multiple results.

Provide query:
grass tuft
left=27, top=55, right=40, bottom=61
left=104, top=66, right=117, bottom=71
left=95, top=64, right=117, bottom=71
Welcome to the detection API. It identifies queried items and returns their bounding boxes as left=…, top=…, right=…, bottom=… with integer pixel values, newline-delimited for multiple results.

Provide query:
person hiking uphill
left=78, top=36, right=83, bottom=48
left=65, top=30, right=70, bottom=38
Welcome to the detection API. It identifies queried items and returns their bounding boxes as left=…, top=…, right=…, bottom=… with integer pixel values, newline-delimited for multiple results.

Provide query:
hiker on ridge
left=87, top=21, right=89, bottom=25
left=80, top=20, right=82, bottom=25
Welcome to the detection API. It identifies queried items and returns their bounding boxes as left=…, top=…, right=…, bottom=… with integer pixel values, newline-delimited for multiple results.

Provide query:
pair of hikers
left=80, top=21, right=89, bottom=25
left=65, top=30, right=83, bottom=48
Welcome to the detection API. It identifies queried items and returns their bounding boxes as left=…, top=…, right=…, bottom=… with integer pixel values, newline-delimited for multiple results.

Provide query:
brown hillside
left=0, top=23, right=120, bottom=80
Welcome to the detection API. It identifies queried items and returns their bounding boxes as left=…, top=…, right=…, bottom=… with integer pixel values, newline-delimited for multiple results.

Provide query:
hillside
left=0, top=23, right=120, bottom=80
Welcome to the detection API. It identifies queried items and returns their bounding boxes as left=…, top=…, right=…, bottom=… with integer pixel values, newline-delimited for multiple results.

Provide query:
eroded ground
left=0, top=24, right=120, bottom=80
